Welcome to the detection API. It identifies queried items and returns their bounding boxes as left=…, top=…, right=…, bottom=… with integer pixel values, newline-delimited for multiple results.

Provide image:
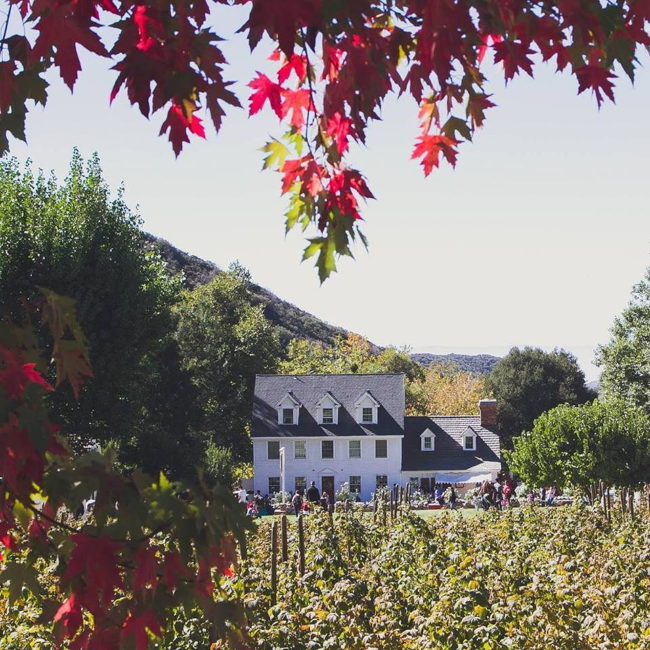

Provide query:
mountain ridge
left=146, top=234, right=500, bottom=374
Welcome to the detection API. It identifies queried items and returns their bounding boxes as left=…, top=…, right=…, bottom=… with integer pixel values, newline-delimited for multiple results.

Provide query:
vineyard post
left=281, top=515, right=288, bottom=562
left=628, top=488, right=634, bottom=518
left=297, top=514, right=306, bottom=576
left=606, top=485, right=612, bottom=523
left=382, top=494, right=387, bottom=527
left=621, top=487, right=627, bottom=515
left=271, top=520, right=278, bottom=606
left=389, top=489, right=394, bottom=522
left=372, top=494, right=377, bottom=522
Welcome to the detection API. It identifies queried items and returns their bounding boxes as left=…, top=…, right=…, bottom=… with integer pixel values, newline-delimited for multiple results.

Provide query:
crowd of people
left=233, top=481, right=334, bottom=517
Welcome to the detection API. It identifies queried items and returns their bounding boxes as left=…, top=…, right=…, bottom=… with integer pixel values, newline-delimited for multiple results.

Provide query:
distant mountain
left=410, top=353, right=500, bottom=375
left=146, top=234, right=348, bottom=348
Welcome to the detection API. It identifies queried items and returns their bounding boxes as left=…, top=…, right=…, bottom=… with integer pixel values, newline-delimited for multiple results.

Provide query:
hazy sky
left=7, top=14, right=650, bottom=381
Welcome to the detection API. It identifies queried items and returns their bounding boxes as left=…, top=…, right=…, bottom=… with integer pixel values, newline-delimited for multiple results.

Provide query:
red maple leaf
left=162, top=550, right=188, bottom=592
left=0, top=347, right=52, bottom=400
left=411, top=134, right=458, bottom=176
left=575, top=65, right=616, bottom=107
left=281, top=88, right=312, bottom=130
left=54, top=594, right=84, bottom=637
left=248, top=72, right=283, bottom=118
left=133, top=544, right=159, bottom=597
left=159, top=104, right=206, bottom=157
left=121, top=610, right=162, bottom=650
left=326, top=112, right=352, bottom=154
left=30, top=7, right=109, bottom=89
left=63, top=534, right=123, bottom=613
left=273, top=52, right=307, bottom=83
left=493, top=41, right=535, bottom=81
left=0, top=62, right=17, bottom=112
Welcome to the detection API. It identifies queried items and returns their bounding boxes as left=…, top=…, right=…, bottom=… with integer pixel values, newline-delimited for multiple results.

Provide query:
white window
left=349, top=476, right=361, bottom=493
left=277, top=392, right=300, bottom=425
left=375, top=439, right=387, bottom=458
left=317, top=392, right=341, bottom=424
left=354, top=391, right=380, bottom=424
left=421, top=428, right=435, bottom=451
left=349, top=440, right=361, bottom=458
left=322, top=440, right=334, bottom=459
left=409, top=477, right=419, bottom=487
left=269, top=477, right=280, bottom=493
left=267, top=441, right=280, bottom=460
left=376, top=475, right=388, bottom=489
left=295, top=476, right=306, bottom=492
left=294, top=440, right=306, bottom=459
left=463, top=427, right=477, bottom=451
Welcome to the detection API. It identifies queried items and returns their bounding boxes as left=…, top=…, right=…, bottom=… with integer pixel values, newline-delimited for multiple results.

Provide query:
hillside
left=146, top=234, right=349, bottom=348
left=147, top=235, right=501, bottom=373
left=410, top=353, right=500, bottom=375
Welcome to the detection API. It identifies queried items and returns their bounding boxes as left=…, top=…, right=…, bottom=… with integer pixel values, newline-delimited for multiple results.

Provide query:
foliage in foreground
left=235, top=507, right=650, bottom=649
left=3, top=0, right=649, bottom=278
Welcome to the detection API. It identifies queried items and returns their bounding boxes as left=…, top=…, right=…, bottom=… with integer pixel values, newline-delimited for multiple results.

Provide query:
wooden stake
left=297, top=514, right=305, bottom=576
left=281, top=515, right=288, bottom=562
left=270, top=521, right=278, bottom=606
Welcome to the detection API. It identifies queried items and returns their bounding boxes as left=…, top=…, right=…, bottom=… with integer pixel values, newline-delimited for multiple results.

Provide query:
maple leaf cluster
left=1, top=0, right=649, bottom=278
left=0, top=292, right=250, bottom=649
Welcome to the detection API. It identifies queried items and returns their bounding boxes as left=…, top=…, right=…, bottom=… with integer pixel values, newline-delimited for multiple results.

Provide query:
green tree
left=485, top=347, right=595, bottom=445
left=596, top=266, right=650, bottom=410
left=507, top=400, right=650, bottom=494
left=174, top=263, right=280, bottom=474
left=0, top=152, right=183, bottom=458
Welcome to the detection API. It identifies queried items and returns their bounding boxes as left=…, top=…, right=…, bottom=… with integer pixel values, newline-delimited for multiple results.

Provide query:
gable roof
left=252, top=374, right=405, bottom=438
left=402, top=415, right=501, bottom=472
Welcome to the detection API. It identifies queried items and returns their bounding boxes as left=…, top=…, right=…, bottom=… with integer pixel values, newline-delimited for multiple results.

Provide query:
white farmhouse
left=251, top=373, right=501, bottom=501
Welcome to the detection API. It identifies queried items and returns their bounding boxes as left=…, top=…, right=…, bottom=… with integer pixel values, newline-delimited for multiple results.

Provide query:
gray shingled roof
left=402, top=416, right=501, bottom=472
left=252, top=374, right=405, bottom=438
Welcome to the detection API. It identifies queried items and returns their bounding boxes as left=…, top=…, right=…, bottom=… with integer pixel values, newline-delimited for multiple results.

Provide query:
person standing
left=306, top=481, right=320, bottom=506
left=234, top=484, right=247, bottom=510
left=291, top=490, right=303, bottom=516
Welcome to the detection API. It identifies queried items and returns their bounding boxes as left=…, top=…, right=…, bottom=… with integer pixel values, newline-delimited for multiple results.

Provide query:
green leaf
left=442, top=116, right=472, bottom=142
left=261, top=138, right=289, bottom=170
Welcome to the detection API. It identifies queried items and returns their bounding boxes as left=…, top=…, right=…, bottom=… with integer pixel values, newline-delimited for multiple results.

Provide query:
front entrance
left=321, top=476, right=334, bottom=499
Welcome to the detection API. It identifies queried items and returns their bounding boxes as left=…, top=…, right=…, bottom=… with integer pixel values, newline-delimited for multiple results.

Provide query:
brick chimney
left=479, top=399, right=497, bottom=427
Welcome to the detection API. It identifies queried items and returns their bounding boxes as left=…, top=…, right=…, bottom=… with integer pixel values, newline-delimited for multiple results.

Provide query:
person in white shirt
left=234, top=485, right=247, bottom=505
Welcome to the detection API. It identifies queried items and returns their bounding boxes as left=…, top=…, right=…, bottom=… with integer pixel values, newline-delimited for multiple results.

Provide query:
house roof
left=252, top=374, right=405, bottom=438
left=402, top=415, right=501, bottom=472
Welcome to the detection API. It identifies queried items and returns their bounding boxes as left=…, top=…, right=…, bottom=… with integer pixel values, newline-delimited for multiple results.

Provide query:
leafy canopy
left=597, top=262, right=650, bottom=411
left=485, top=346, right=596, bottom=444
left=1, top=0, right=648, bottom=279
left=506, top=399, right=650, bottom=491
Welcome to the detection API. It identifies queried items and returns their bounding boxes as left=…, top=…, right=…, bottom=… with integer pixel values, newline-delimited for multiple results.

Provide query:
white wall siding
left=253, top=437, right=403, bottom=501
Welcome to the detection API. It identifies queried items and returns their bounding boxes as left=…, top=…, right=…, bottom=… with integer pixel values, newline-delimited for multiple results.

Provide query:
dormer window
left=354, top=391, right=380, bottom=424
left=420, top=428, right=435, bottom=451
left=277, top=392, right=301, bottom=426
left=316, top=392, right=341, bottom=425
left=463, top=426, right=477, bottom=451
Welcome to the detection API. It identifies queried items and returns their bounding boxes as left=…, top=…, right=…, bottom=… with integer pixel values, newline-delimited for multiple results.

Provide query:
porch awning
left=431, top=472, right=494, bottom=484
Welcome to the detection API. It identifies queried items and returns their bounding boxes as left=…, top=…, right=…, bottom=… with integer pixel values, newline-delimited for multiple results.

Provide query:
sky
left=6, top=11, right=650, bottom=382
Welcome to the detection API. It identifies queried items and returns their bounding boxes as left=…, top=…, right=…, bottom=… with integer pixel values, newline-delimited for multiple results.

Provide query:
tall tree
left=0, top=152, right=183, bottom=458
left=485, top=347, right=595, bottom=445
left=1, top=0, right=648, bottom=279
left=596, top=265, right=650, bottom=410
left=174, top=263, right=281, bottom=468
left=408, top=363, right=488, bottom=416
left=507, top=400, right=650, bottom=493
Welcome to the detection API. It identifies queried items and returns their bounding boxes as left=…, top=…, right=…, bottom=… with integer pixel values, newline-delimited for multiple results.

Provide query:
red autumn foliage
left=1, top=0, right=647, bottom=277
